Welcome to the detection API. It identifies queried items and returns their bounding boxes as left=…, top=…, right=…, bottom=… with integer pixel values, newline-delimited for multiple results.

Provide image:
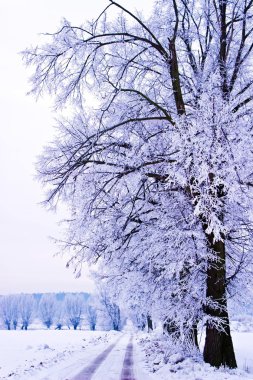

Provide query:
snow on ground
left=90, top=333, right=136, bottom=380
left=0, top=329, right=121, bottom=379
left=1, top=326, right=253, bottom=380
left=135, top=329, right=253, bottom=380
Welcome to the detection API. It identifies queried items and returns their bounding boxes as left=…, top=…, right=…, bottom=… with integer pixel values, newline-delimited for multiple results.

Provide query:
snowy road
left=0, top=330, right=155, bottom=380
left=120, top=337, right=135, bottom=380
left=1, top=329, right=252, bottom=380
left=72, top=334, right=138, bottom=380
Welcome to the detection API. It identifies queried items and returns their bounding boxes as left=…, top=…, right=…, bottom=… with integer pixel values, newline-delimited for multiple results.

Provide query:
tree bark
left=147, top=314, right=153, bottom=332
left=191, top=323, right=199, bottom=348
left=203, top=235, right=237, bottom=368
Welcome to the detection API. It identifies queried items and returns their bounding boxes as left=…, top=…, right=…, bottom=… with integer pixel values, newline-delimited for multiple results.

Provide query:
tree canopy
left=24, top=0, right=253, bottom=368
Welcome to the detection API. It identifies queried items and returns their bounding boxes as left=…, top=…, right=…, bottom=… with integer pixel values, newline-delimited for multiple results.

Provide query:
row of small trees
left=0, top=293, right=121, bottom=331
left=39, top=293, right=85, bottom=330
left=0, top=294, right=34, bottom=330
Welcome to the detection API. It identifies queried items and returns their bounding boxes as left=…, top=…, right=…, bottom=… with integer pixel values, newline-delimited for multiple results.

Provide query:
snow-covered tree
left=11, top=295, right=19, bottom=330
left=129, top=307, right=146, bottom=331
left=39, top=294, right=56, bottom=329
left=64, top=294, right=84, bottom=330
left=0, top=295, right=19, bottom=330
left=86, top=305, right=97, bottom=331
left=55, top=300, right=65, bottom=330
left=24, top=0, right=253, bottom=367
left=19, top=294, right=35, bottom=330
left=99, top=289, right=121, bottom=331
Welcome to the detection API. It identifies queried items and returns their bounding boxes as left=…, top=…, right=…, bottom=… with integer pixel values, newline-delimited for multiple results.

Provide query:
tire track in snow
left=120, top=336, right=136, bottom=380
left=72, top=335, right=122, bottom=380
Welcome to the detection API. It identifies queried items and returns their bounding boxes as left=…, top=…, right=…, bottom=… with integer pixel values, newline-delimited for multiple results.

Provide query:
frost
left=24, top=0, right=253, bottom=368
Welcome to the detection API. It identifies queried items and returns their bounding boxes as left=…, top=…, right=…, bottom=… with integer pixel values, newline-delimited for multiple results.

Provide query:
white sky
left=0, top=0, right=152, bottom=295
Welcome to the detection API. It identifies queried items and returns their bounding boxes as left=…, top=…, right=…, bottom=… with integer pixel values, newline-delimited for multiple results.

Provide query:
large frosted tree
left=24, top=0, right=253, bottom=367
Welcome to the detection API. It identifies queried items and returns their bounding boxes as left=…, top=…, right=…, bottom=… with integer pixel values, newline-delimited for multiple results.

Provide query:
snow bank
left=135, top=331, right=253, bottom=380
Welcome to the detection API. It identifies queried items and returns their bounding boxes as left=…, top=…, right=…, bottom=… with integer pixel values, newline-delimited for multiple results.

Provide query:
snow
left=0, top=328, right=253, bottom=380
left=232, top=332, right=253, bottom=374
left=0, top=329, right=120, bottom=379
left=135, top=330, right=253, bottom=380
left=91, top=334, right=133, bottom=380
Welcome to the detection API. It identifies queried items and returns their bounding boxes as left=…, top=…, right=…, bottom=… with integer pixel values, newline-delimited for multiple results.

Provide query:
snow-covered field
left=0, top=328, right=253, bottom=380
left=0, top=330, right=121, bottom=380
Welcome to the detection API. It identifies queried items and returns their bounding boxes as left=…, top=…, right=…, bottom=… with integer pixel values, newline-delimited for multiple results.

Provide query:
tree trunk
left=147, top=314, right=153, bottom=332
left=203, top=235, right=237, bottom=368
left=190, top=323, right=199, bottom=348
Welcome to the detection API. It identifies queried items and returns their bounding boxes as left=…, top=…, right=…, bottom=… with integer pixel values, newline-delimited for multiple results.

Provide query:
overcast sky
left=0, top=0, right=152, bottom=295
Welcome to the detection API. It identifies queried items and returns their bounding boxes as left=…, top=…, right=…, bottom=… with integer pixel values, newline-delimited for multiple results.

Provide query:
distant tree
left=19, top=294, right=35, bottom=330
left=55, top=301, right=65, bottom=330
left=106, top=272, right=154, bottom=333
left=39, top=294, right=56, bottom=329
left=87, top=305, right=97, bottom=331
left=64, top=294, right=84, bottom=330
left=0, top=295, right=19, bottom=330
left=147, top=314, right=153, bottom=333
left=11, top=295, right=19, bottom=330
left=99, top=290, right=121, bottom=331
left=129, top=309, right=146, bottom=331
left=137, top=314, right=146, bottom=331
